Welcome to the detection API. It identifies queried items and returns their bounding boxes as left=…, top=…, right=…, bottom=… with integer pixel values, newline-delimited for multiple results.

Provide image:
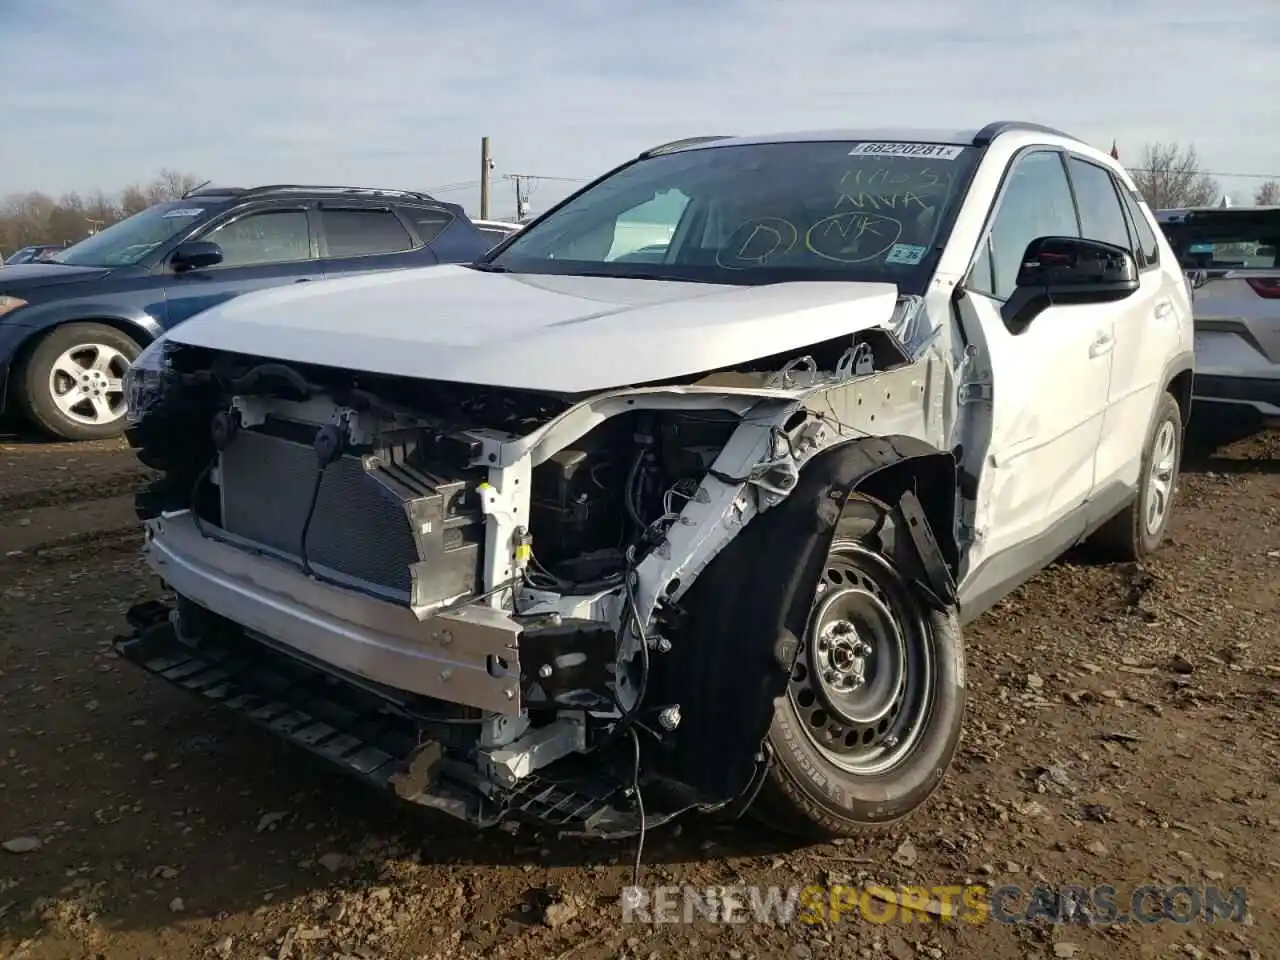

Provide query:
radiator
left=215, top=424, right=484, bottom=605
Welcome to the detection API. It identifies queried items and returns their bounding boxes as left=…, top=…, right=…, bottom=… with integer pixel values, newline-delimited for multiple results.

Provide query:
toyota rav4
left=115, top=122, right=1193, bottom=843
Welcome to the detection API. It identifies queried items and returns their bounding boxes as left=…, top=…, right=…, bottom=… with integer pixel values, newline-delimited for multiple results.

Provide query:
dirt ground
left=0, top=420, right=1276, bottom=960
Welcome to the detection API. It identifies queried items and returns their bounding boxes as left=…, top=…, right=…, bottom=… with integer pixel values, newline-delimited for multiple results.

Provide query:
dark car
left=0, top=184, right=495, bottom=440
left=3, top=244, right=63, bottom=265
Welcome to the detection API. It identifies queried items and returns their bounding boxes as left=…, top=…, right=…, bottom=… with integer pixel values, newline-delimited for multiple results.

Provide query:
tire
left=1089, top=391, right=1183, bottom=562
left=15, top=322, right=142, bottom=441
left=753, top=493, right=966, bottom=840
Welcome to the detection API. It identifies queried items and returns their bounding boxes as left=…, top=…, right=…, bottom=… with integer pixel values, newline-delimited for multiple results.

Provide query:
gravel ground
left=0, top=423, right=1276, bottom=960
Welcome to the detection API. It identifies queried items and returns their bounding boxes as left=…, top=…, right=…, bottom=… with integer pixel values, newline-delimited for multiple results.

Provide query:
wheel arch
left=1163, top=350, right=1195, bottom=426
left=3, top=315, right=155, bottom=419
left=9, top=314, right=156, bottom=379
left=651, top=434, right=960, bottom=804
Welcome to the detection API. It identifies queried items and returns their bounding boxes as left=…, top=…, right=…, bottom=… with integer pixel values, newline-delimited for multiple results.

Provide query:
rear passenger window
left=400, top=207, right=455, bottom=244
left=319, top=208, right=414, bottom=258
left=1067, top=158, right=1131, bottom=253
left=1118, top=190, right=1161, bottom=269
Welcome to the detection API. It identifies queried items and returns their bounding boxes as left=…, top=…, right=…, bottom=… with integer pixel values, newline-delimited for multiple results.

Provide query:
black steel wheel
left=788, top=539, right=935, bottom=776
left=756, top=493, right=965, bottom=839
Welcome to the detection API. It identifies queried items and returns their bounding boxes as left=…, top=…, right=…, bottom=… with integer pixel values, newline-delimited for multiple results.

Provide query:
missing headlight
left=123, top=336, right=181, bottom=423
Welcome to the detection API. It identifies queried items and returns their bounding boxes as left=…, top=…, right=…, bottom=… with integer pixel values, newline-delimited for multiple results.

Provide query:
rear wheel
left=16, top=322, right=140, bottom=441
left=755, top=494, right=965, bottom=839
left=1089, top=391, right=1183, bottom=561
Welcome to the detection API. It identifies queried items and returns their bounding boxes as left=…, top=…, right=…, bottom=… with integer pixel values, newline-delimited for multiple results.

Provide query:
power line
left=1126, top=166, right=1280, bottom=181
left=424, top=179, right=480, bottom=193
left=502, top=173, right=589, bottom=184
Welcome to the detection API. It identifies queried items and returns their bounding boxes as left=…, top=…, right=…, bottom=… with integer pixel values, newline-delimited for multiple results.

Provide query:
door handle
left=295, top=278, right=312, bottom=283
left=1154, top=300, right=1173, bottom=319
left=1088, top=332, right=1114, bottom=358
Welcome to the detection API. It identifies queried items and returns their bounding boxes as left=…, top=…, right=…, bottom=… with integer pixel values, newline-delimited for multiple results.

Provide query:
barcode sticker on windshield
left=162, top=208, right=205, bottom=218
left=849, top=142, right=964, bottom=161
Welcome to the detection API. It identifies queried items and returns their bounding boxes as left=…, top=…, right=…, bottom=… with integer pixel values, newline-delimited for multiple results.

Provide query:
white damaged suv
left=118, top=122, right=1193, bottom=841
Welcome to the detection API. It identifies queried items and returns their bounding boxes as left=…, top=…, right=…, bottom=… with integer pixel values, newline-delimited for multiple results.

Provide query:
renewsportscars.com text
left=620, top=884, right=1249, bottom=926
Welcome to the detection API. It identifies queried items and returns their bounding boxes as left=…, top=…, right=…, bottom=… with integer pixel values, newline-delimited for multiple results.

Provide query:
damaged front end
left=116, top=315, right=950, bottom=837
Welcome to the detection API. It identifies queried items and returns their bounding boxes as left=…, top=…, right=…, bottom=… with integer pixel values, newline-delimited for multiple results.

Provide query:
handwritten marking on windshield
left=715, top=217, right=799, bottom=269
left=804, top=213, right=902, bottom=264
left=834, top=167, right=952, bottom=213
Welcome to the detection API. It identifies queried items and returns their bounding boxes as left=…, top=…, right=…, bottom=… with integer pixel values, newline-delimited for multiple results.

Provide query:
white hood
left=166, top=264, right=900, bottom=393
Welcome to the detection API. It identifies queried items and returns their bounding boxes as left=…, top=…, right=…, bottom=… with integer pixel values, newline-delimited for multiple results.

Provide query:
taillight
left=1245, top=278, right=1280, bottom=299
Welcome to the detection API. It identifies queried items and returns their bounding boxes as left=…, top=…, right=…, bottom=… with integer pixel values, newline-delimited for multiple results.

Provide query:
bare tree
left=0, top=170, right=201, bottom=256
left=146, top=169, right=203, bottom=204
left=119, top=185, right=150, bottom=217
left=1128, top=142, right=1220, bottom=209
left=1254, top=179, right=1280, bottom=206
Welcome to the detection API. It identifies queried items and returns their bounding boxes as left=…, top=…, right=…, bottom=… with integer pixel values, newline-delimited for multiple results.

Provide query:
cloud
left=2, top=0, right=1277, bottom=214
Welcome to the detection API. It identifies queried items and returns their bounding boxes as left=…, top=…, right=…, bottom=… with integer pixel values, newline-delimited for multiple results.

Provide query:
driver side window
left=971, top=150, right=1081, bottom=301
left=203, top=209, right=312, bottom=268
left=605, top=190, right=690, bottom=263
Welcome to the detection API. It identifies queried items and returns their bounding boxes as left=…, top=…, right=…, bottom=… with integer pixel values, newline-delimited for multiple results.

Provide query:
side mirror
left=1001, top=236, right=1139, bottom=332
left=170, top=240, right=224, bottom=272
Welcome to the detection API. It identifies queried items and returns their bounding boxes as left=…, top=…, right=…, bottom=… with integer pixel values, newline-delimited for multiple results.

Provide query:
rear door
left=161, top=201, right=322, bottom=328
left=1063, top=155, right=1169, bottom=494
left=1160, top=208, right=1280, bottom=386
left=315, top=203, right=429, bottom=278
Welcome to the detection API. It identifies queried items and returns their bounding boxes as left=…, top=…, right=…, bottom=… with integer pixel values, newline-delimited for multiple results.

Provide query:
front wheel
left=16, top=322, right=141, bottom=441
left=754, top=494, right=965, bottom=840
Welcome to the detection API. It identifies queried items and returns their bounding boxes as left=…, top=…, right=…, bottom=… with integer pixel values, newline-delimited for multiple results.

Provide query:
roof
left=184, top=184, right=441, bottom=203
left=642, top=121, right=1080, bottom=157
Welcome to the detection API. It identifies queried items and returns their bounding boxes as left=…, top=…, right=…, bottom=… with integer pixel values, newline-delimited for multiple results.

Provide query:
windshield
left=53, top=201, right=210, bottom=267
left=6, top=247, right=45, bottom=264
left=486, top=140, right=980, bottom=290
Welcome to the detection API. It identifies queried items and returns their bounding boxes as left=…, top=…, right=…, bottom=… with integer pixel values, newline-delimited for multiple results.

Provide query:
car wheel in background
left=16, top=322, right=141, bottom=441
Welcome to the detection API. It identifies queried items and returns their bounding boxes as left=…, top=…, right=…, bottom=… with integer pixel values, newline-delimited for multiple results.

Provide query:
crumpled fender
left=650, top=434, right=957, bottom=802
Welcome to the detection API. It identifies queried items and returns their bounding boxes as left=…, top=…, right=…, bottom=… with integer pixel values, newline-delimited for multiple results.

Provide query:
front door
left=161, top=203, right=321, bottom=330
left=955, top=149, right=1113, bottom=614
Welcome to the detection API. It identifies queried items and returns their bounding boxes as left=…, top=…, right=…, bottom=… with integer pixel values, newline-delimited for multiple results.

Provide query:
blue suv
left=0, top=184, right=503, bottom=440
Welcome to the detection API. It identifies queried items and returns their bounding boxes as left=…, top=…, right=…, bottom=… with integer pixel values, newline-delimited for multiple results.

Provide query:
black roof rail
left=638, top=135, right=734, bottom=158
left=185, top=185, right=246, bottom=197
left=227, top=184, right=441, bottom=202
left=972, top=121, right=1078, bottom=146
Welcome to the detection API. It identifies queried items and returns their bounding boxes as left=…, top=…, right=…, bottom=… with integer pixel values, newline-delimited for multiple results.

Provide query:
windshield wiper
left=466, top=262, right=510, bottom=273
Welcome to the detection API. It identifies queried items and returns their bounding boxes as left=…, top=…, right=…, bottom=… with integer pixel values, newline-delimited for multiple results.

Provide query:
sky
left=2, top=0, right=1278, bottom=217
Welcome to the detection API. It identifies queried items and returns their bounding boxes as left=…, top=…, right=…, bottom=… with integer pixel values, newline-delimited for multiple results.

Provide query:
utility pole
left=511, top=175, right=530, bottom=220
left=480, top=136, right=491, bottom=219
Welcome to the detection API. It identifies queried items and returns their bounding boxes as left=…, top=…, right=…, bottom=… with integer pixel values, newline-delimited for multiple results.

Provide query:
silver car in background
left=470, top=218, right=523, bottom=250
left=1157, top=205, right=1280, bottom=423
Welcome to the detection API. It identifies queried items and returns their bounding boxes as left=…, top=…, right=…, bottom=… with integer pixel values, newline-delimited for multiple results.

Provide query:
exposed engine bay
left=117, top=316, right=956, bottom=837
